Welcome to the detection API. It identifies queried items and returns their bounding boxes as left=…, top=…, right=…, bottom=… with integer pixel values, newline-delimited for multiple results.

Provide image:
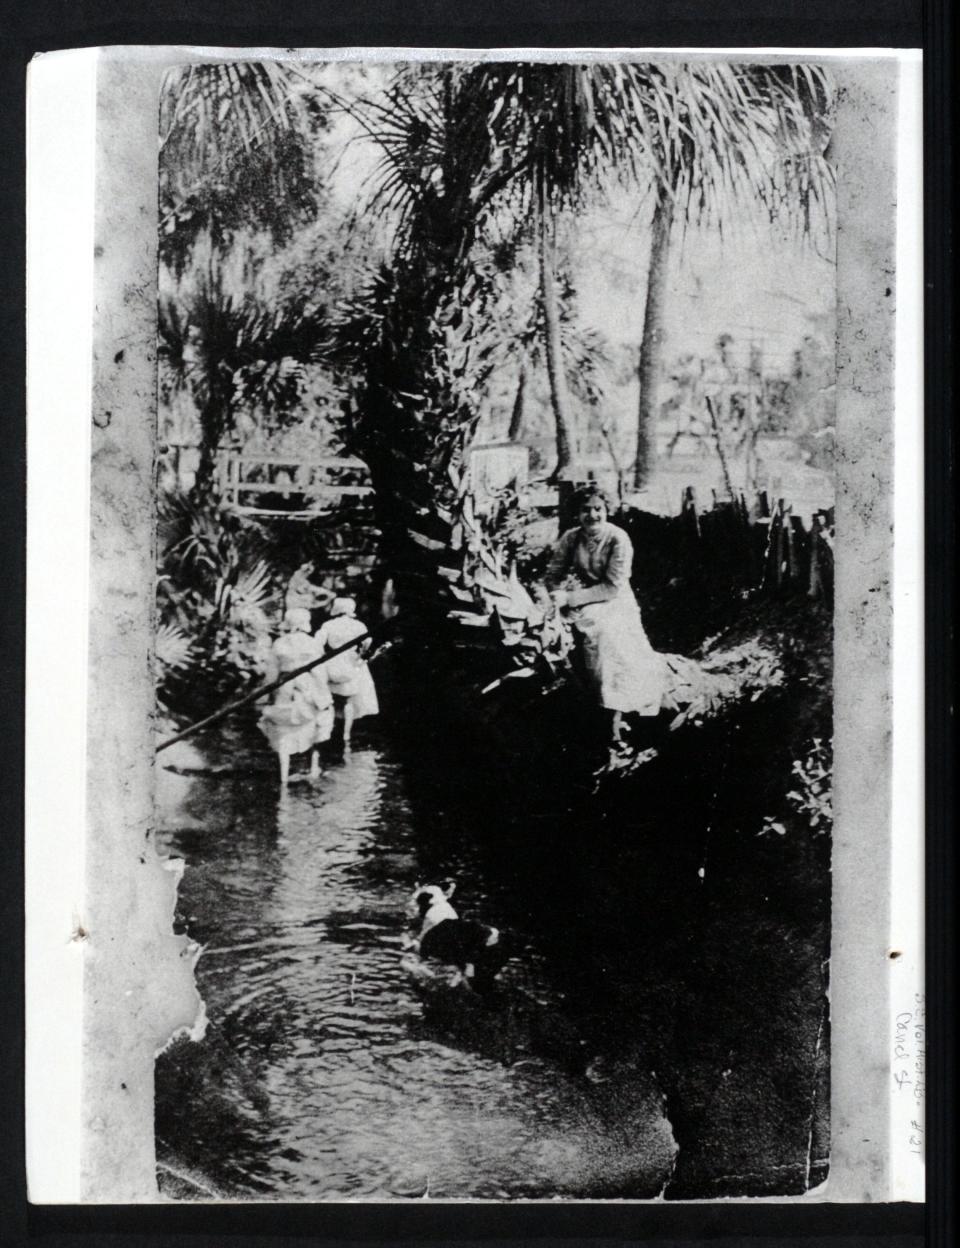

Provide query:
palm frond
left=155, top=622, right=197, bottom=672
left=161, top=62, right=302, bottom=160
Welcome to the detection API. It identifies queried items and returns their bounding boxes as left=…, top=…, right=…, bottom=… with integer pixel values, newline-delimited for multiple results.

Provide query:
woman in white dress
left=258, top=608, right=335, bottom=784
left=546, top=486, right=665, bottom=749
left=315, top=597, right=379, bottom=748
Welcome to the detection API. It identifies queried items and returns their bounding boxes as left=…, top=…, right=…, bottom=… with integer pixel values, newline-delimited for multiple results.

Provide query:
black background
left=0, top=3, right=951, bottom=1247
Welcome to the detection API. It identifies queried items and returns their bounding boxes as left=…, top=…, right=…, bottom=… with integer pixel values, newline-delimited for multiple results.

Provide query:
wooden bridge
left=217, top=449, right=374, bottom=519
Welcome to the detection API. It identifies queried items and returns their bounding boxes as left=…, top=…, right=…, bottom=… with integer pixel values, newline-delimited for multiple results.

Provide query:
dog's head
left=406, top=880, right=457, bottom=923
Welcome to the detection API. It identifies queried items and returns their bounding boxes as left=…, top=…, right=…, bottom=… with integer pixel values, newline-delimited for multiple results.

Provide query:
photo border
left=4, top=1, right=950, bottom=1245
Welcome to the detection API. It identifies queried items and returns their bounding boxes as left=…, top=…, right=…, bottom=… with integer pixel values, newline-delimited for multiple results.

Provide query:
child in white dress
left=314, top=597, right=379, bottom=748
left=258, top=608, right=335, bottom=784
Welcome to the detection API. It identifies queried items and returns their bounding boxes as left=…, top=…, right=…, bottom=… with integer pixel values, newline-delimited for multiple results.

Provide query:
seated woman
left=258, top=607, right=335, bottom=785
left=546, top=485, right=665, bottom=750
left=314, top=597, right=380, bottom=749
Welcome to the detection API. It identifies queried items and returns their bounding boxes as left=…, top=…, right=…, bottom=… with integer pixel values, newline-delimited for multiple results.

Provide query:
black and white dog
left=404, top=881, right=513, bottom=992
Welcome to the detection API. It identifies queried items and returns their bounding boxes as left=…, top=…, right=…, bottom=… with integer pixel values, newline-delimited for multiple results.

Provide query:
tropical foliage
left=156, top=491, right=279, bottom=709
left=760, top=737, right=833, bottom=837
left=160, top=62, right=323, bottom=270
left=158, top=63, right=362, bottom=488
left=158, top=240, right=333, bottom=484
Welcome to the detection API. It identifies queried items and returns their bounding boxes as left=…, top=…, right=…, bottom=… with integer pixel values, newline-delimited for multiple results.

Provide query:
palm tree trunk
left=633, top=186, right=675, bottom=489
left=196, top=384, right=230, bottom=492
left=538, top=204, right=577, bottom=480
left=507, top=358, right=527, bottom=441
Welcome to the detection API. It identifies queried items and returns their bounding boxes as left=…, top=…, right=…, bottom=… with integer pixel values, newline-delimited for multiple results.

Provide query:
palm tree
left=503, top=253, right=610, bottom=469
left=537, top=194, right=578, bottom=476
left=626, top=63, right=834, bottom=487
left=159, top=63, right=348, bottom=488
left=334, top=61, right=661, bottom=530
left=159, top=62, right=318, bottom=268
left=158, top=252, right=329, bottom=487
left=345, top=60, right=833, bottom=504
left=635, top=186, right=674, bottom=487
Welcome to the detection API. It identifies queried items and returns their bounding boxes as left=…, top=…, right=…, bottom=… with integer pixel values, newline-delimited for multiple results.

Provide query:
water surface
left=154, top=724, right=675, bottom=1199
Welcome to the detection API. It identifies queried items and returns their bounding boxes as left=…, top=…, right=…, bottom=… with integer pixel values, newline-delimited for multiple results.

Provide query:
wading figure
left=547, top=485, right=665, bottom=750
left=258, top=608, right=335, bottom=785
left=315, top=597, right=379, bottom=749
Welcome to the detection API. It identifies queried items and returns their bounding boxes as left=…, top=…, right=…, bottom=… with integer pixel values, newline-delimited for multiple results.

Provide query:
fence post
left=775, top=499, right=787, bottom=587
left=809, top=514, right=824, bottom=599
left=748, top=490, right=765, bottom=586
left=761, top=499, right=782, bottom=591
left=784, top=508, right=800, bottom=583
left=681, top=485, right=701, bottom=539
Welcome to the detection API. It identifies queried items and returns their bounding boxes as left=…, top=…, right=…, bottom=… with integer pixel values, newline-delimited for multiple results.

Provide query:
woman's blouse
left=547, top=522, right=634, bottom=609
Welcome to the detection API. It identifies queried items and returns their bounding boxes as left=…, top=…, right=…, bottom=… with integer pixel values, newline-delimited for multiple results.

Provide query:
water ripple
left=155, top=728, right=674, bottom=1199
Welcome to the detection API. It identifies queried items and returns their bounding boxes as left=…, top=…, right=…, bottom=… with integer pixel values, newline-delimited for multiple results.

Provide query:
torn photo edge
left=24, top=44, right=923, bottom=1204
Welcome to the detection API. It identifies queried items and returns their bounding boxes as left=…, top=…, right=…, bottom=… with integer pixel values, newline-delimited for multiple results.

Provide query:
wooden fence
left=621, top=485, right=835, bottom=605
left=675, top=486, right=834, bottom=601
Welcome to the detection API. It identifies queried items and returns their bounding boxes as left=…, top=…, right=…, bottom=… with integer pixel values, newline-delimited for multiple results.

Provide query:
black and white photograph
left=24, top=45, right=923, bottom=1207
left=150, top=57, right=836, bottom=1200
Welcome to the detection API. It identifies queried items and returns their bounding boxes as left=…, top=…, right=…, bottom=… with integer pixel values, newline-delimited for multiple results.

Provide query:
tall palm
left=626, top=63, right=834, bottom=487
left=537, top=191, right=578, bottom=476
left=504, top=250, right=609, bottom=463
left=479, top=65, right=650, bottom=478
left=347, top=60, right=832, bottom=505
left=338, top=61, right=659, bottom=529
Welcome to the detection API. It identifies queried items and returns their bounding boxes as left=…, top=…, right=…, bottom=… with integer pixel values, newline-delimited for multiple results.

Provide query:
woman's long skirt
left=569, top=591, right=665, bottom=715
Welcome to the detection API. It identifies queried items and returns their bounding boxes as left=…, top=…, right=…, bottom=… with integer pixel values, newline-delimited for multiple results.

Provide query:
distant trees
left=627, top=64, right=834, bottom=488
left=659, top=321, right=836, bottom=495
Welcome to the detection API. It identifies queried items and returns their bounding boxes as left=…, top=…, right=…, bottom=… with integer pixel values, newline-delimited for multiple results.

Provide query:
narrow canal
left=154, top=717, right=677, bottom=1200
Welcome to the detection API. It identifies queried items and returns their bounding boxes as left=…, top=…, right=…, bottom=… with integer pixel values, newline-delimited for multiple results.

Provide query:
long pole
left=156, top=622, right=393, bottom=754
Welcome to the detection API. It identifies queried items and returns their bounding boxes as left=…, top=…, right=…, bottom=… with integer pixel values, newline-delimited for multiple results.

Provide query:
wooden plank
left=234, top=507, right=341, bottom=520
left=231, top=481, right=374, bottom=497
left=222, top=453, right=369, bottom=471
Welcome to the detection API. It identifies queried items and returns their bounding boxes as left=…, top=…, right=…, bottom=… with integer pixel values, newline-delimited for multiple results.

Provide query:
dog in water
left=404, top=881, right=514, bottom=993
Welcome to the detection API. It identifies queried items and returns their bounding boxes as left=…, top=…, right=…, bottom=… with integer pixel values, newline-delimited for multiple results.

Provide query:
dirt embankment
left=381, top=505, right=833, bottom=1198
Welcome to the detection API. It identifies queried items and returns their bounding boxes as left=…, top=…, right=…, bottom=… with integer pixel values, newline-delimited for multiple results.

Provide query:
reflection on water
left=154, top=725, right=675, bottom=1200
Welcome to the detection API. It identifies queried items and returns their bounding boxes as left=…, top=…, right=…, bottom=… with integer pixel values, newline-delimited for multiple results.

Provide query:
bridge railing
left=217, top=449, right=374, bottom=518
